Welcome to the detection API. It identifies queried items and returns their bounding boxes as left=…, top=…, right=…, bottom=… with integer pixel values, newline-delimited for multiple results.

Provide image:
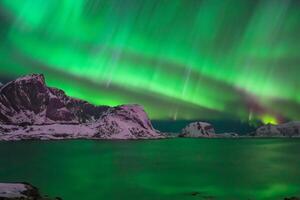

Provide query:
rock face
left=0, top=74, right=109, bottom=124
left=0, top=74, right=163, bottom=140
left=0, top=182, right=60, bottom=200
left=253, top=121, right=300, bottom=137
left=179, top=122, right=215, bottom=138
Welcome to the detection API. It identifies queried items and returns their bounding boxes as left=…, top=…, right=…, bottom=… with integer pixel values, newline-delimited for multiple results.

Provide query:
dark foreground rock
left=0, top=74, right=164, bottom=140
left=284, top=197, right=300, bottom=200
left=0, top=182, right=61, bottom=200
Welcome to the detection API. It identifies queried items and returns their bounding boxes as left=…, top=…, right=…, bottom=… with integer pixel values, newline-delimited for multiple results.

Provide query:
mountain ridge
left=0, top=74, right=163, bottom=140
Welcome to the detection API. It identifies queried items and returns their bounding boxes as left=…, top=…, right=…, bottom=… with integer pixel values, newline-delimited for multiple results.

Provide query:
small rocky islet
left=179, top=121, right=300, bottom=138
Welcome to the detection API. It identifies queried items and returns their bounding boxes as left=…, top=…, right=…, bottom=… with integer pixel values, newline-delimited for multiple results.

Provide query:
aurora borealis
left=0, top=0, right=299, bottom=123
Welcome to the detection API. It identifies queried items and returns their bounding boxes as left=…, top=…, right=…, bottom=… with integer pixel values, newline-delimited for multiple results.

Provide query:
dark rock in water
left=190, top=191, right=200, bottom=196
left=0, top=182, right=61, bottom=200
left=184, top=191, right=215, bottom=199
left=0, top=74, right=164, bottom=140
left=284, top=197, right=300, bottom=200
left=253, top=121, right=300, bottom=137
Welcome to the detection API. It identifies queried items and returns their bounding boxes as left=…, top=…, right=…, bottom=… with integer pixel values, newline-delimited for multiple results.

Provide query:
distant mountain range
left=0, top=74, right=299, bottom=141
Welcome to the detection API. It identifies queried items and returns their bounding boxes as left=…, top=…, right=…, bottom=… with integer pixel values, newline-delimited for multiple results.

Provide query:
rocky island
left=179, top=121, right=239, bottom=138
left=179, top=121, right=300, bottom=138
left=0, top=74, right=164, bottom=140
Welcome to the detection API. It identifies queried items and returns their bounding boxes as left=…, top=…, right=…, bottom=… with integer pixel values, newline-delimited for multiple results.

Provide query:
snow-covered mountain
left=0, top=74, right=163, bottom=140
left=253, top=121, right=300, bottom=137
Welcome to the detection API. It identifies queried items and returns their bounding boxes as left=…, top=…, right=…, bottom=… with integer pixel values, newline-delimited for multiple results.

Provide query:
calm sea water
left=152, top=120, right=256, bottom=134
left=0, top=139, right=299, bottom=200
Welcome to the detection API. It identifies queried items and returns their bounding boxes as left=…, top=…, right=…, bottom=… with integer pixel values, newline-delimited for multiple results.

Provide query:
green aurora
left=0, top=0, right=299, bottom=123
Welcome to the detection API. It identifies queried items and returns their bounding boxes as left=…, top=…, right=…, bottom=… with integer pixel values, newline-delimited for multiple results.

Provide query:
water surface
left=0, top=139, right=299, bottom=200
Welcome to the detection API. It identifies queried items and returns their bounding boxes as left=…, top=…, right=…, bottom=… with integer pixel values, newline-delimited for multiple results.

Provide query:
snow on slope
left=0, top=74, right=163, bottom=140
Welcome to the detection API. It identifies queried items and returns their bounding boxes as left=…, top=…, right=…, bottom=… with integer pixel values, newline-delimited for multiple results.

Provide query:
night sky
left=0, top=0, right=299, bottom=124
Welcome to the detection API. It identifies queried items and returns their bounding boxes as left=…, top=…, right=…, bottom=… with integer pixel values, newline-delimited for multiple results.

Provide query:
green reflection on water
left=0, top=139, right=299, bottom=200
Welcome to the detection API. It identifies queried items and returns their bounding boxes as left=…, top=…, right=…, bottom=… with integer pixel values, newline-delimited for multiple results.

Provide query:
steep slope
left=0, top=74, right=163, bottom=140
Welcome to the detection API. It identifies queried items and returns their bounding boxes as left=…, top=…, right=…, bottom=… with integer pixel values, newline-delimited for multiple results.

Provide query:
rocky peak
left=0, top=74, right=109, bottom=124
left=15, top=73, right=45, bottom=84
left=0, top=74, right=46, bottom=94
